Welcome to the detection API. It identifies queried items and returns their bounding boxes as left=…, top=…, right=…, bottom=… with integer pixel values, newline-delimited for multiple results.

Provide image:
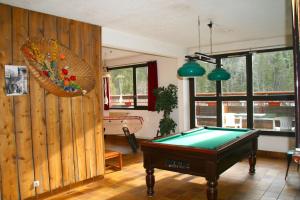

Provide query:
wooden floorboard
left=40, top=136, right=300, bottom=200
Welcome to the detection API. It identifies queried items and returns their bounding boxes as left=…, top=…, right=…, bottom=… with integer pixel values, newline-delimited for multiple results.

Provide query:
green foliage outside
left=222, top=57, right=246, bottom=94
left=136, top=67, right=148, bottom=95
left=110, top=68, right=133, bottom=96
left=252, top=50, right=294, bottom=92
left=154, top=84, right=178, bottom=136
left=195, top=62, right=216, bottom=95
left=109, top=66, right=148, bottom=96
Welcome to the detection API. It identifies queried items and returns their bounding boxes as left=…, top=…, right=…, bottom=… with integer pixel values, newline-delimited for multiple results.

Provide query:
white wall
left=258, top=136, right=295, bottom=152
left=104, top=54, right=179, bottom=139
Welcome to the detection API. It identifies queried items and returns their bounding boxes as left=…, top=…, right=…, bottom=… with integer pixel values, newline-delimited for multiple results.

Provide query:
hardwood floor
left=43, top=136, right=300, bottom=200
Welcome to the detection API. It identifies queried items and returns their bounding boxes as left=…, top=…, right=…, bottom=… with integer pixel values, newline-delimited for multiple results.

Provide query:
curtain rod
left=106, top=60, right=156, bottom=69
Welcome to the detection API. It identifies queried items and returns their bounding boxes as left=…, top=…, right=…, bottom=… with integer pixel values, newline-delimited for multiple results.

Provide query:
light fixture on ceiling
left=177, top=18, right=231, bottom=81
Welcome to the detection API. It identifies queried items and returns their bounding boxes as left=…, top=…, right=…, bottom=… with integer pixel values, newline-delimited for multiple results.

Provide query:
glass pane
left=109, top=68, right=134, bottom=108
left=253, top=50, right=294, bottom=95
left=222, top=57, right=247, bottom=96
left=195, top=101, right=217, bottom=127
left=222, top=101, right=247, bottom=128
left=136, top=67, right=148, bottom=106
left=195, top=62, right=216, bottom=96
left=253, top=101, right=295, bottom=131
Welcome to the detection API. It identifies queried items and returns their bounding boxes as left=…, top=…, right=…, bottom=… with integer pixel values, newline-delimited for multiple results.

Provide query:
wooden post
left=292, top=0, right=300, bottom=147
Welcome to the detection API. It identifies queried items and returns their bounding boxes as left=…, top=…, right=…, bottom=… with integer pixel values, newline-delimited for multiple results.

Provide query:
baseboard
left=25, top=175, right=104, bottom=200
left=257, top=150, right=286, bottom=159
left=104, top=134, right=149, bottom=143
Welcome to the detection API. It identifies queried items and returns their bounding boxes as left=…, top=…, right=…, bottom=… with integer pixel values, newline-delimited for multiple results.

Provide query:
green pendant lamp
left=208, top=68, right=231, bottom=80
left=206, top=21, right=231, bottom=81
left=178, top=17, right=206, bottom=78
left=177, top=59, right=206, bottom=77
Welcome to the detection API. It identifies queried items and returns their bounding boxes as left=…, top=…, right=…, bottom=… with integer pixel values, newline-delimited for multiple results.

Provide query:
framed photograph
left=5, top=65, right=28, bottom=96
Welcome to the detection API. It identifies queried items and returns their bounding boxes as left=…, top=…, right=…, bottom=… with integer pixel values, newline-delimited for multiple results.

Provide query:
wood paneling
left=0, top=3, right=104, bottom=199
left=0, top=4, right=19, bottom=200
left=12, top=7, right=35, bottom=199
left=82, top=24, right=97, bottom=179
left=43, top=14, right=63, bottom=191
left=29, top=11, right=50, bottom=194
left=92, top=26, right=105, bottom=175
left=57, top=18, right=76, bottom=186
left=70, top=21, right=87, bottom=182
left=0, top=164, right=2, bottom=200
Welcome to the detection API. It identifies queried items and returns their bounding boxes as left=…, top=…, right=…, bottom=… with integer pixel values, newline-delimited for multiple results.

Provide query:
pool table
left=141, top=126, right=259, bottom=200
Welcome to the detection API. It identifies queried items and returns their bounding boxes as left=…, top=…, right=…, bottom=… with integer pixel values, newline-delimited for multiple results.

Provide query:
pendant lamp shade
left=177, top=60, right=206, bottom=77
left=207, top=68, right=231, bottom=81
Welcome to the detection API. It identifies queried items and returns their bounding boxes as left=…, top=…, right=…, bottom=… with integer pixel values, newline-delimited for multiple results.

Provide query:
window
left=109, top=64, right=148, bottom=109
left=222, top=101, right=247, bottom=128
left=195, top=101, right=217, bottom=127
left=195, top=62, right=216, bottom=96
left=190, top=48, right=295, bottom=136
left=253, top=101, right=295, bottom=131
left=253, top=50, right=294, bottom=95
left=222, top=57, right=247, bottom=96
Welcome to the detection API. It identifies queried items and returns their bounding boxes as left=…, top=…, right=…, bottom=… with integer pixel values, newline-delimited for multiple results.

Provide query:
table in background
left=141, top=126, right=259, bottom=200
left=104, top=116, right=143, bottom=135
left=233, top=113, right=277, bottom=129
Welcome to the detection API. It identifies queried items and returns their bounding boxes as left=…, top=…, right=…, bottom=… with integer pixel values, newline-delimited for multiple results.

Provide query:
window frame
left=189, top=47, right=295, bottom=137
left=108, top=63, right=148, bottom=110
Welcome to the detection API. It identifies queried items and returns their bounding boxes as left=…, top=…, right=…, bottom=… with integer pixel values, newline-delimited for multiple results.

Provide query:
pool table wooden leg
left=146, top=168, right=155, bottom=197
left=206, top=177, right=218, bottom=200
left=249, top=138, right=257, bottom=175
left=249, top=152, right=256, bottom=175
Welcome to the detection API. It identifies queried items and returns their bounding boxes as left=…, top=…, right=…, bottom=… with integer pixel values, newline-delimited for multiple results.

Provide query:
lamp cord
left=208, top=21, right=213, bottom=54
left=198, top=16, right=201, bottom=52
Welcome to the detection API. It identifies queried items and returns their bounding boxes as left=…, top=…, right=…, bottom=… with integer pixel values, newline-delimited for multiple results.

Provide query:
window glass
left=222, top=101, right=247, bottom=128
left=194, top=62, right=216, bottom=96
left=136, top=67, right=148, bottom=106
left=195, top=101, right=217, bottom=127
left=253, top=50, right=294, bottom=95
left=253, top=101, right=295, bottom=131
left=222, top=57, right=247, bottom=96
left=109, top=68, right=134, bottom=108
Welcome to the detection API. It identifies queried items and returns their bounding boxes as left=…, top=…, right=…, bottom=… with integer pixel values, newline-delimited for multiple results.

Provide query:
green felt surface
left=153, top=127, right=252, bottom=150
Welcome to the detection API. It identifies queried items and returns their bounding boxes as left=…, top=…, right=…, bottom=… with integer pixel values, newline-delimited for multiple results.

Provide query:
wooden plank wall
left=0, top=3, right=104, bottom=200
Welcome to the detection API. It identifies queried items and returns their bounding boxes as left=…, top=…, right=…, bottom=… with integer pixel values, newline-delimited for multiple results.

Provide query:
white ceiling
left=0, top=0, right=292, bottom=49
left=103, top=47, right=142, bottom=60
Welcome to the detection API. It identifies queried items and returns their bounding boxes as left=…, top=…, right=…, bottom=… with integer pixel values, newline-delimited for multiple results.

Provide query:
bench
left=105, top=150, right=122, bottom=170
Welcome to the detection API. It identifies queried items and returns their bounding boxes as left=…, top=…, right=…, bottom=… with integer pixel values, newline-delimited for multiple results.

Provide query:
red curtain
left=147, top=61, right=158, bottom=111
left=103, top=77, right=110, bottom=110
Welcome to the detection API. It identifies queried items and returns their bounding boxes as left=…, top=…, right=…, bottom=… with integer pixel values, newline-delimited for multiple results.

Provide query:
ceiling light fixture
left=177, top=18, right=231, bottom=81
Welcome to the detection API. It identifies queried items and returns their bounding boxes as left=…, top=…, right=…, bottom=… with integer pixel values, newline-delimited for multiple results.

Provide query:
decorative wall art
left=5, top=65, right=28, bottom=96
left=21, top=38, right=96, bottom=97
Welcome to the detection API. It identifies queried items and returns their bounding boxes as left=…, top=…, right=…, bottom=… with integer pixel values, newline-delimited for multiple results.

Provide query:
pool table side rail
left=214, top=129, right=259, bottom=153
left=153, top=126, right=252, bottom=142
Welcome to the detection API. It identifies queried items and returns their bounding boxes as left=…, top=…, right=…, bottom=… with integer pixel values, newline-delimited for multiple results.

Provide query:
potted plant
left=154, top=84, right=178, bottom=136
